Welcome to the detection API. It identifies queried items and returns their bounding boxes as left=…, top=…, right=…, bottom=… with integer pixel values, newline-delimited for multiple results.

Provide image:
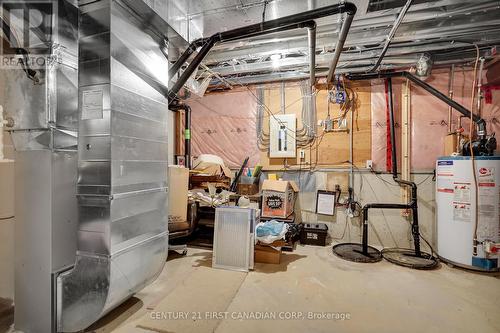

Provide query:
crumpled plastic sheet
left=189, top=188, right=234, bottom=207
left=255, top=220, right=289, bottom=244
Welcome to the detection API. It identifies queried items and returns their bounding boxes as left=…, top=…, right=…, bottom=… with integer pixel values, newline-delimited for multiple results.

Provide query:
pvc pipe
left=369, top=0, right=413, bottom=72
left=168, top=2, right=357, bottom=102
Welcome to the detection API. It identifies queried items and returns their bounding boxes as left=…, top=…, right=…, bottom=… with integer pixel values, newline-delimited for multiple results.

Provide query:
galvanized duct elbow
left=56, top=1, right=170, bottom=331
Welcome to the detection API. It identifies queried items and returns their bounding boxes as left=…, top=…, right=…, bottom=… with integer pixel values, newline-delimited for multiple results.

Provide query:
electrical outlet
left=324, top=117, right=333, bottom=132
left=366, top=160, right=373, bottom=169
left=299, top=150, right=306, bottom=159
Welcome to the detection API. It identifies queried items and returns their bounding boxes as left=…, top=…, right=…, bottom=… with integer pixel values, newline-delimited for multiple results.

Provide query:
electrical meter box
left=269, top=114, right=296, bottom=158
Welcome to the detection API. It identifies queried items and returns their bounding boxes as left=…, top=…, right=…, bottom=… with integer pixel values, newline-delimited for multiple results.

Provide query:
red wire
left=384, top=79, right=393, bottom=173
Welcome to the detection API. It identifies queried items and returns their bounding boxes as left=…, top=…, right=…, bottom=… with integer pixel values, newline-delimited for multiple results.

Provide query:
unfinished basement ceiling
left=167, top=0, right=500, bottom=87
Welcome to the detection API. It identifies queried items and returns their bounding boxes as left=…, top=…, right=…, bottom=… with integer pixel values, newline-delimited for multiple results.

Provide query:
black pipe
left=184, top=105, right=192, bottom=169
left=348, top=71, right=487, bottom=138
left=386, top=77, right=421, bottom=256
left=168, top=38, right=208, bottom=81
left=170, top=103, right=192, bottom=169
left=357, top=77, right=423, bottom=258
left=168, top=21, right=317, bottom=103
left=362, top=203, right=411, bottom=255
left=224, top=20, right=317, bottom=43
left=216, top=3, right=355, bottom=41
left=167, top=2, right=357, bottom=104
left=362, top=207, right=368, bottom=254
left=168, top=21, right=316, bottom=102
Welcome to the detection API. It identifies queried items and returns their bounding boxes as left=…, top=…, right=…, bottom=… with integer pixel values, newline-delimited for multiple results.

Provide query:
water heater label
left=478, top=167, right=495, bottom=187
left=453, top=182, right=471, bottom=203
left=477, top=183, right=498, bottom=240
left=453, top=203, right=471, bottom=222
left=437, top=160, right=454, bottom=177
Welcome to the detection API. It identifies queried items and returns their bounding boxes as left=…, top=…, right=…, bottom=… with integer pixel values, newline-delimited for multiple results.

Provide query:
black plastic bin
left=300, top=223, right=329, bottom=246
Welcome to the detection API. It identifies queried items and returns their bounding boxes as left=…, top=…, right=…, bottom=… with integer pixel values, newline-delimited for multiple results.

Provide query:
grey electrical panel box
left=269, top=114, right=296, bottom=158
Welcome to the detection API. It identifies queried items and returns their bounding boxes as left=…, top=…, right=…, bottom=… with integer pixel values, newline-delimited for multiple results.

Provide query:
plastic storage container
left=300, top=223, right=328, bottom=246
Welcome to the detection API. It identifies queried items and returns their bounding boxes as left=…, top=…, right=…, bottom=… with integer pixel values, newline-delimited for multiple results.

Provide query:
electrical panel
left=269, top=114, right=296, bottom=158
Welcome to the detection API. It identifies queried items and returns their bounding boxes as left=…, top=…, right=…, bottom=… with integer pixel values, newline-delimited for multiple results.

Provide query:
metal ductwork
left=56, top=1, right=171, bottom=331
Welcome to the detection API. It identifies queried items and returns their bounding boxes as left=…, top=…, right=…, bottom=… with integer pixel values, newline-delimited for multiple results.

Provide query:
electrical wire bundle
left=256, top=80, right=318, bottom=151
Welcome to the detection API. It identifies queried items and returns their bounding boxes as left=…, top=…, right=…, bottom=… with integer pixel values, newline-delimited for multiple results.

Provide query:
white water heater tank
left=436, top=156, right=500, bottom=271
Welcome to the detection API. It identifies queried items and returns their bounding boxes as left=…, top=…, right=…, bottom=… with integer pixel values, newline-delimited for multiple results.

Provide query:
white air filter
left=213, top=207, right=257, bottom=272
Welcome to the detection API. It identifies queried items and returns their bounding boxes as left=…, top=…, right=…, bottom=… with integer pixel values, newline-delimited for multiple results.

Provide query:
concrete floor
left=76, top=244, right=500, bottom=333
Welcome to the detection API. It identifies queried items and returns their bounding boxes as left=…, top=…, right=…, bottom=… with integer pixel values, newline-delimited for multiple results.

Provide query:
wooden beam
left=401, top=79, right=411, bottom=216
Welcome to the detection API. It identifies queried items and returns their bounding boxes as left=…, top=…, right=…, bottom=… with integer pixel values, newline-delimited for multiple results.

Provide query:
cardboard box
left=261, top=180, right=299, bottom=218
left=168, top=165, right=189, bottom=223
left=257, top=239, right=287, bottom=247
left=254, top=244, right=282, bottom=264
left=444, top=133, right=457, bottom=156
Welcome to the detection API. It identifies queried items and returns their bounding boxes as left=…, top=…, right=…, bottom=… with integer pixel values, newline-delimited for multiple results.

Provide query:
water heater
left=436, top=156, right=500, bottom=271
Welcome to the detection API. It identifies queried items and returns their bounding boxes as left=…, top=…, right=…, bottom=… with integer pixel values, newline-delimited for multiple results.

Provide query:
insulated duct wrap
left=57, top=1, right=169, bottom=331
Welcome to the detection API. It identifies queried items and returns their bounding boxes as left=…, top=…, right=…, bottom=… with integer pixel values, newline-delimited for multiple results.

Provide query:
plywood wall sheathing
left=259, top=81, right=372, bottom=170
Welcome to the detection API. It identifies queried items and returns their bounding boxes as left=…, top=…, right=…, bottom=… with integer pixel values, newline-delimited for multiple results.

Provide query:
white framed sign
left=316, top=190, right=336, bottom=216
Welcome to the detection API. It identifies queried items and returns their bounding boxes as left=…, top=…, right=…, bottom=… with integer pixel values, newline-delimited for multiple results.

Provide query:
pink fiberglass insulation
left=187, top=89, right=260, bottom=168
left=371, top=78, right=402, bottom=172
left=371, top=68, right=500, bottom=172
left=188, top=69, right=499, bottom=171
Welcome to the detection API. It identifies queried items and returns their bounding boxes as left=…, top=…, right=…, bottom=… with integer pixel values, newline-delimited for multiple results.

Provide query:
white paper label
left=453, top=182, right=471, bottom=203
left=316, top=192, right=335, bottom=216
left=437, top=160, right=454, bottom=177
left=82, top=90, right=103, bottom=120
left=453, top=202, right=471, bottom=222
